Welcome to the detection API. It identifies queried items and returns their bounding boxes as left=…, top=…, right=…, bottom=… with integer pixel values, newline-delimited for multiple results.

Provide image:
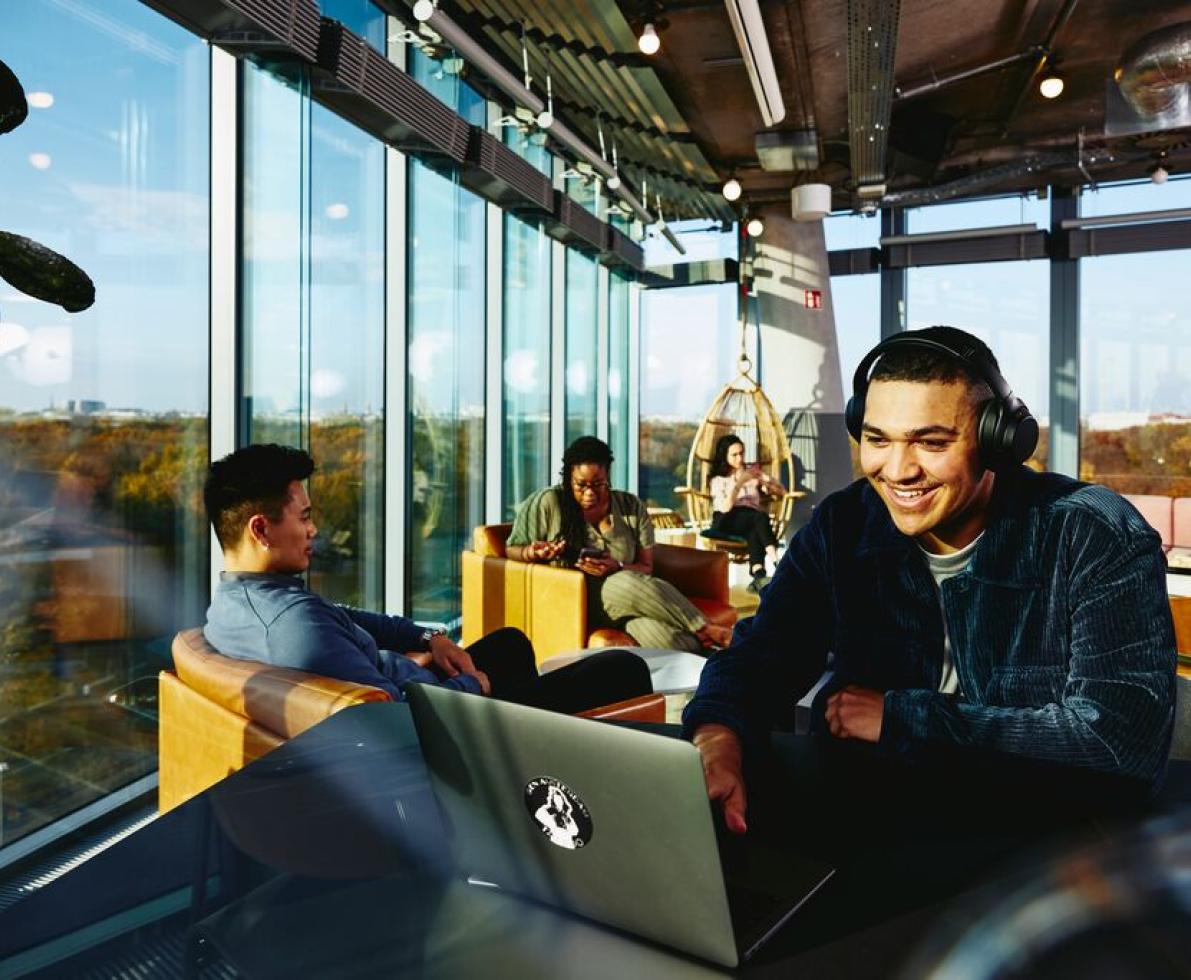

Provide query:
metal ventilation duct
left=1115, top=21, right=1191, bottom=121
left=846, top=0, right=900, bottom=198
left=880, top=153, right=1069, bottom=207
left=143, top=0, right=321, bottom=60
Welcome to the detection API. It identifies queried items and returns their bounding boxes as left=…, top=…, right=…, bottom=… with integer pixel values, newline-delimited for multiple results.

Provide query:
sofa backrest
left=1173, top=498, right=1191, bottom=550
left=170, top=628, right=390, bottom=739
left=473, top=522, right=512, bottom=558
left=1124, top=493, right=1173, bottom=549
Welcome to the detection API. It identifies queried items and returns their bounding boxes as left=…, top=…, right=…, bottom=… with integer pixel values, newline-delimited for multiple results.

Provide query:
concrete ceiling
left=428, top=0, right=1191, bottom=216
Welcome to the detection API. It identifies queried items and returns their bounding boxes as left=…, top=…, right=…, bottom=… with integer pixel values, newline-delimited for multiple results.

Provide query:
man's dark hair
left=556, top=436, right=614, bottom=564
left=868, top=326, right=997, bottom=403
left=204, top=444, right=315, bottom=549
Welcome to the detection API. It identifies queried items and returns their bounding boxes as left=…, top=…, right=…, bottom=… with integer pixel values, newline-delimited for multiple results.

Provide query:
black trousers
left=711, top=506, right=777, bottom=571
left=467, top=627, right=652, bottom=714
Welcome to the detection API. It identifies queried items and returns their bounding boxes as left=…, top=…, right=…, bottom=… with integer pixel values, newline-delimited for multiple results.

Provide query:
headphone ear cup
left=976, top=399, right=1006, bottom=470
left=845, top=394, right=864, bottom=442
left=1008, top=404, right=1040, bottom=464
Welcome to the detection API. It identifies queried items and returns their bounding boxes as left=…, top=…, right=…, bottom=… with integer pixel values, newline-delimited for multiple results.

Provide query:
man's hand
left=692, top=723, right=748, bottom=834
left=471, top=669, right=491, bottom=697
left=576, top=554, right=621, bottom=578
left=824, top=686, right=885, bottom=742
left=427, top=633, right=477, bottom=679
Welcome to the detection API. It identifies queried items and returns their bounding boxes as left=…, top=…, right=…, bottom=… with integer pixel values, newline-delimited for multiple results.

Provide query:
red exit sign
left=804, top=289, right=822, bottom=310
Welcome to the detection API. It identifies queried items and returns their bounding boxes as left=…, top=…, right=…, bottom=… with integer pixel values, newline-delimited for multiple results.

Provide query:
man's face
left=263, top=480, right=317, bottom=574
left=859, top=379, right=995, bottom=553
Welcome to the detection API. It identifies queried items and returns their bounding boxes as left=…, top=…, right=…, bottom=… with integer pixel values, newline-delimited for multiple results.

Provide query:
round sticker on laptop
left=524, top=776, right=592, bottom=850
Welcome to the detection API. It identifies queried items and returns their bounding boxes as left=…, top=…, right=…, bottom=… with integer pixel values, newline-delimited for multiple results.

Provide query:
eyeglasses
left=572, top=480, right=609, bottom=494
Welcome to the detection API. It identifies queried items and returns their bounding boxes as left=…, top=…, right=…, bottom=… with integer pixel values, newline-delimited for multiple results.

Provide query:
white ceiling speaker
left=792, top=183, right=831, bottom=221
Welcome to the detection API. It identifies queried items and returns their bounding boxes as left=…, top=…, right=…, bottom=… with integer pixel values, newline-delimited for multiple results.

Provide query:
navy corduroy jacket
left=682, top=468, right=1177, bottom=791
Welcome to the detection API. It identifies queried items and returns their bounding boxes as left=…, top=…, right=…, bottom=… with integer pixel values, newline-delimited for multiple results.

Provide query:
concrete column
left=751, top=206, right=855, bottom=527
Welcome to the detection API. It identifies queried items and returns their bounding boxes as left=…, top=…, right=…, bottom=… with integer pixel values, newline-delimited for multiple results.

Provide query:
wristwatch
left=419, top=627, right=447, bottom=651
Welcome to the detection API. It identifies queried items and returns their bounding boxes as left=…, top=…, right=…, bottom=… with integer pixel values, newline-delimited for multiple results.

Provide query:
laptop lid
left=407, top=682, right=743, bottom=966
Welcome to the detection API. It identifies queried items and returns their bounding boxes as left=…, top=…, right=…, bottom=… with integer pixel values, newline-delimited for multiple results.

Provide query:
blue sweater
left=204, top=572, right=482, bottom=701
left=683, top=469, right=1176, bottom=791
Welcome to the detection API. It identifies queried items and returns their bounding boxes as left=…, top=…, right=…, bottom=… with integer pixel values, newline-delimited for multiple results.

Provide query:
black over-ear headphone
left=844, top=327, right=1039, bottom=471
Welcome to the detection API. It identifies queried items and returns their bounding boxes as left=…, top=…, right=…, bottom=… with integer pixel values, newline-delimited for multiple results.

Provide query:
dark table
left=2, top=701, right=1188, bottom=978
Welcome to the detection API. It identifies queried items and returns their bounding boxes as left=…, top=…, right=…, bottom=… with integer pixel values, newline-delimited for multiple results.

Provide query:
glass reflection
left=639, top=284, right=742, bottom=510
left=503, top=214, right=552, bottom=518
left=564, top=251, right=598, bottom=447
left=1080, top=249, right=1191, bottom=498
left=407, top=52, right=486, bottom=628
left=307, top=103, right=384, bottom=608
left=907, top=261, right=1050, bottom=470
left=608, top=273, right=631, bottom=487
left=0, top=0, right=209, bottom=849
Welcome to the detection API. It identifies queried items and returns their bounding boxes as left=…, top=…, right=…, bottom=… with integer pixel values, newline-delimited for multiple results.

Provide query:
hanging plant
left=0, top=58, right=95, bottom=316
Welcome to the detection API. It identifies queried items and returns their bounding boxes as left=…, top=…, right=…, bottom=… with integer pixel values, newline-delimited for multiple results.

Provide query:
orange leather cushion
left=171, top=628, right=390, bottom=740
left=158, top=671, right=284, bottom=812
left=588, top=628, right=638, bottom=648
left=653, top=543, right=729, bottom=604
left=689, top=597, right=737, bottom=629
left=473, top=523, right=512, bottom=557
left=577, top=692, right=666, bottom=723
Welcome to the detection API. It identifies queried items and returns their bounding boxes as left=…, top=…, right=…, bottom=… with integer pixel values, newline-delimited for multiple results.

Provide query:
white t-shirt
left=918, top=534, right=983, bottom=695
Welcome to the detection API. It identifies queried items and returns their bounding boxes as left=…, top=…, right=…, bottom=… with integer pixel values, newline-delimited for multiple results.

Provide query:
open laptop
left=406, top=683, right=835, bottom=968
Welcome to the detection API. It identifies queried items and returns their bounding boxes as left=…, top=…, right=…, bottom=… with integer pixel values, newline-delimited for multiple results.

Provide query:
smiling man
left=684, top=326, right=1177, bottom=834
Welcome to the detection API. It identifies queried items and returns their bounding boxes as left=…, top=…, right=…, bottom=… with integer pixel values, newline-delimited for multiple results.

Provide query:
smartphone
left=578, top=546, right=608, bottom=562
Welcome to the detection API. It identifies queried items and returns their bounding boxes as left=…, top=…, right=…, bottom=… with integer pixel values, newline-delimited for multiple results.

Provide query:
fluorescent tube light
left=723, top=0, right=785, bottom=127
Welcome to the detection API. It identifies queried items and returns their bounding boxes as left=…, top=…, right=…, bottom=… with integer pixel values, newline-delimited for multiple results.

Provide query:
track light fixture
left=638, top=22, right=661, bottom=55
left=1038, top=58, right=1064, bottom=99
left=722, top=177, right=742, bottom=202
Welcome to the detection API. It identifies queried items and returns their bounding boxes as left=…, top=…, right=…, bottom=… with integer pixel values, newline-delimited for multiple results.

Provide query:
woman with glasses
left=507, top=436, right=731, bottom=653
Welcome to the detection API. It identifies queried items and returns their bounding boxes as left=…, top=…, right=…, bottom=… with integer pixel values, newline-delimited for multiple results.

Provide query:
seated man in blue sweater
left=686, top=327, right=1177, bottom=834
left=203, top=444, right=650, bottom=713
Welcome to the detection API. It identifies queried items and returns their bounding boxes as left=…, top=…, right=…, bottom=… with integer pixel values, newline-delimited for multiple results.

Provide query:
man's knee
left=580, top=648, right=652, bottom=695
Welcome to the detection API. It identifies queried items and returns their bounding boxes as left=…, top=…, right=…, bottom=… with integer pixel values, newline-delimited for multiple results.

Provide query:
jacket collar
left=853, top=467, right=1053, bottom=585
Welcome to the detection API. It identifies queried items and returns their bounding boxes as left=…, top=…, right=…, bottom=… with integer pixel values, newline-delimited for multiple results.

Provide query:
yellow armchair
left=462, top=524, right=737, bottom=666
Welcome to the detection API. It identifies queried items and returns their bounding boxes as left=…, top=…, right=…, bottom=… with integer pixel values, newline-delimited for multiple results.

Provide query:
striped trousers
left=588, top=569, right=706, bottom=653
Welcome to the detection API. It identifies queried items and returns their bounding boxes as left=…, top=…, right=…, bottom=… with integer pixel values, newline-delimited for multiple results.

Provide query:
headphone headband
left=850, top=333, right=1014, bottom=404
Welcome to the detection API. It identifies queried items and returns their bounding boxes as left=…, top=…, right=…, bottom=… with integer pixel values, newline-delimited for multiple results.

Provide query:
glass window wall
left=307, top=100, right=385, bottom=608
left=639, top=283, right=742, bottom=511
left=406, top=54, right=486, bottom=628
left=905, top=192, right=1051, bottom=472
left=608, top=273, right=631, bottom=487
left=564, top=251, right=598, bottom=447
left=502, top=214, right=552, bottom=518
left=1080, top=250, right=1191, bottom=497
left=0, top=0, right=209, bottom=850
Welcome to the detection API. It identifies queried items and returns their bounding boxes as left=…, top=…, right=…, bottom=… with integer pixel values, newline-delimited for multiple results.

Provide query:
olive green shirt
left=508, top=487, right=655, bottom=565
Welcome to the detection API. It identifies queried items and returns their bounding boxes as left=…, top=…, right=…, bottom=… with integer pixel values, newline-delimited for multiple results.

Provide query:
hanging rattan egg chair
left=674, top=347, right=803, bottom=560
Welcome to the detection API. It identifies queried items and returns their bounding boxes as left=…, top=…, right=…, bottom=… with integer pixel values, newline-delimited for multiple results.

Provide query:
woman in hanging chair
left=507, top=435, right=733, bottom=654
left=708, top=433, right=787, bottom=590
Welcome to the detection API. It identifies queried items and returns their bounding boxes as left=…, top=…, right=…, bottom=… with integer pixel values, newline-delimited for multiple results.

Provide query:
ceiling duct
left=459, top=128, right=554, bottom=215
left=755, top=130, right=818, bottom=172
left=142, top=0, right=320, bottom=60
left=601, top=226, right=646, bottom=273
left=409, top=2, right=685, bottom=254
left=1115, top=21, right=1191, bottom=121
left=880, top=153, right=1069, bottom=207
left=846, top=0, right=901, bottom=201
left=315, top=19, right=469, bottom=163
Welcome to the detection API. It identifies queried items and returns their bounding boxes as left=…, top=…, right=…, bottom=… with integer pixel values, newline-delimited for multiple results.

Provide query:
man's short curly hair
left=867, top=326, right=997, bottom=405
left=204, top=444, right=314, bottom=549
